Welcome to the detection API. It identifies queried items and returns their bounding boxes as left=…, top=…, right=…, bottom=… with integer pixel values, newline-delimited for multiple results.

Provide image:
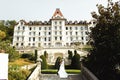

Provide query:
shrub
left=40, top=55, right=48, bottom=69
left=54, top=57, right=62, bottom=69
left=68, top=50, right=73, bottom=59
left=71, top=50, right=80, bottom=69
left=8, top=70, right=30, bottom=80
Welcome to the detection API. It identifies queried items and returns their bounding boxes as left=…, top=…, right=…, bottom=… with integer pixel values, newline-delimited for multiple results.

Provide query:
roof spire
left=52, top=8, right=64, bottom=19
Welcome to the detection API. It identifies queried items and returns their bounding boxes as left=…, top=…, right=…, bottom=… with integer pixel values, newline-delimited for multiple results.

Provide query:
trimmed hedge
left=41, top=69, right=81, bottom=74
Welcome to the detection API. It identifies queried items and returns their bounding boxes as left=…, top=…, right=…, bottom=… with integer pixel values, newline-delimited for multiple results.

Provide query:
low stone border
left=81, top=64, right=99, bottom=80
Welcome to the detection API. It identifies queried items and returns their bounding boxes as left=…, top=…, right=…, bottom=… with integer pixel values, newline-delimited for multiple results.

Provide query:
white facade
left=13, top=8, right=94, bottom=48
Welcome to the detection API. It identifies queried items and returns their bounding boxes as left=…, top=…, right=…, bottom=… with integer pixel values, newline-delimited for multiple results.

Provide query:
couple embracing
left=57, top=59, right=68, bottom=78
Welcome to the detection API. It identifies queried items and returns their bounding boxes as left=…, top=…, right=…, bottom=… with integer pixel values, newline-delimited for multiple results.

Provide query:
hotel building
left=13, top=8, right=94, bottom=48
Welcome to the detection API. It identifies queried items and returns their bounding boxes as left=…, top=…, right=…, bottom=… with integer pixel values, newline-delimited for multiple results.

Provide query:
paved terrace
left=40, top=74, right=83, bottom=80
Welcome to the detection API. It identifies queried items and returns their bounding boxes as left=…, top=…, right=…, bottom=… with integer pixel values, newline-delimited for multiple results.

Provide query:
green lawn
left=41, top=69, right=81, bottom=74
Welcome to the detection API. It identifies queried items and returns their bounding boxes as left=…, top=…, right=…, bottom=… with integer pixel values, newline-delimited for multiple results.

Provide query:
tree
left=34, top=49, right=38, bottom=63
left=68, top=50, right=73, bottom=59
left=0, top=30, right=6, bottom=40
left=0, top=40, right=19, bottom=62
left=55, top=57, right=62, bottom=69
left=44, top=51, right=48, bottom=58
left=40, top=55, right=48, bottom=69
left=71, top=50, right=80, bottom=69
left=84, top=1, right=120, bottom=80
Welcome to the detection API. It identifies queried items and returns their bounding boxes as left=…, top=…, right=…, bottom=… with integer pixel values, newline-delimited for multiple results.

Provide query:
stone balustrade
left=27, top=62, right=41, bottom=80
left=81, top=64, right=99, bottom=80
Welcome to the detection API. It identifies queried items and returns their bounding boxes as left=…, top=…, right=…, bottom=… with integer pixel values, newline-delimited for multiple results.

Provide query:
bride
left=58, top=59, right=68, bottom=78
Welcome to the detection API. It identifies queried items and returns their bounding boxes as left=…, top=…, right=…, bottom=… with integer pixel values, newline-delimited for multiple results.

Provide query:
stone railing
left=27, top=62, right=41, bottom=80
left=81, top=64, right=99, bottom=80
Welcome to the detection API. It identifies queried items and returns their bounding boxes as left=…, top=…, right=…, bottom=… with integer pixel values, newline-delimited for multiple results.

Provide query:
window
left=60, top=37, right=62, bottom=40
left=33, top=43, right=35, bottom=46
left=81, top=27, right=83, bottom=30
left=60, top=26, right=62, bottom=30
left=33, top=32, right=35, bottom=36
left=16, top=43, right=18, bottom=46
left=23, top=26, right=25, bottom=30
left=34, top=27, right=35, bottom=30
left=29, top=32, right=31, bottom=35
left=48, top=37, right=51, bottom=41
left=82, top=37, right=84, bottom=40
left=55, top=26, right=57, bottom=30
left=39, top=32, right=40, bottom=35
left=39, top=27, right=41, bottom=30
left=29, top=27, right=32, bottom=30
left=81, top=32, right=83, bottom=35
left=39, top=37, right=41, bottom=41
left=49, top=27, right=51, bottom=30
left=70, top=32, right=72, bottom=35
left=44, top=37, right=47, bottom=41
left=70, top=27, right=72, bottom=30
left=66, top=27, right=68, bottom=30
left=28, top=43, right=30, bottom=46
left=44, top=27, right=47, bottom=30
left=44, top=32, right=46, bottom=35
left=85, top=31, right=88, bottom=35
left=55, top=37, right=57, bottom=40
left=76, top=32, right=78, bottom=35
left=76, top=37, right=78, bottom=40
left=29, top=37, right=31, bottom=41
left=33, top=37, right=35, bottom=41
left=59, top=21, right=62, bottom=25
left=18, top=27, right=20, bottom=30
left=55, top=21, right=57, bottom=25
left=55, top=31, right=57, bottom=35
left=70, top=37, right=73, bottom=41
left=60, top=31, right=62, bottom=35
left=66, top=32, right=68, bottom=35
left=85, top=26, right=88, bottom=30
left=17, top=37, right=19, bottom=41
left=48, top=32, right=51, bottom=35
left=21, top=43, right=23, bottom=46
left=86, top=36, right=88, bottom=41
left=75, top=27, right=78, bottom=30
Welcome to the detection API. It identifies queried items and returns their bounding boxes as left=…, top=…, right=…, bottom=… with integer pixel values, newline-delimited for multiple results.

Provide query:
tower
left=51, top=8, right=66, bottom=47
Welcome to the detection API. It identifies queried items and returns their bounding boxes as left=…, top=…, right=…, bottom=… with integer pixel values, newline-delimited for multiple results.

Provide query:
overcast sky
left=0, top=0, right=117, bottom=21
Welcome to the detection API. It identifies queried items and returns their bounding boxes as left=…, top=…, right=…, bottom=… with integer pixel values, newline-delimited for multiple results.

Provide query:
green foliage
left=0, top=20, right=16, bottom=42
left=8, top=70, right=29, bottom=80
left=0, top=30, right=6, bottom=40
left=0, top=40, right=19, bottom=62
left=34, top=49, right=38, bottom=62
left=44, top=51, right=48, bottom=58
left=84, top=1, right=120, bottom=80
left=41, top=69, right=80, bottom=74
left=68, top=50, right=73, bottom=59
left=21, top=53, right=36, bottom=62
left=40, top=55, right=48, bottom=69
left=71, top=50, right=80, bottom=69
left=54, top=57, right=62, bottom=69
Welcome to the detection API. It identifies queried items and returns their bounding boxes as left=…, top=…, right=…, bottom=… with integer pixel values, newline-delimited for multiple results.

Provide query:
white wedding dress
left=58, top=60, right=68, bottom=78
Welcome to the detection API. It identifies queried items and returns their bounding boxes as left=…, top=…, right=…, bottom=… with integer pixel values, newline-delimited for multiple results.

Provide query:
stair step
left=40, top=74, right=82, bottom=80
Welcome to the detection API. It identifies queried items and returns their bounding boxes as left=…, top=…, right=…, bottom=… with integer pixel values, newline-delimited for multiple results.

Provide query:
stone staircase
left=40, top=74, right=83, bottom=80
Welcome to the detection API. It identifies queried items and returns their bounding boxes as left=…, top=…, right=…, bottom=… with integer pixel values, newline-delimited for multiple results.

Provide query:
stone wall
left=81, top=64, right=99, bottom=80
left=27, top=62, right=41, bottom=80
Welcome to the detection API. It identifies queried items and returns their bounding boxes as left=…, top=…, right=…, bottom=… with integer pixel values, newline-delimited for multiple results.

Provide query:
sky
left=0, top=0, right=118, bottom=21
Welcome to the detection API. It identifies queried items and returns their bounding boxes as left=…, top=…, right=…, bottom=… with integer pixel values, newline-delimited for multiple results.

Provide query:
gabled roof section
left=52, top=8, right=65, bottom=19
